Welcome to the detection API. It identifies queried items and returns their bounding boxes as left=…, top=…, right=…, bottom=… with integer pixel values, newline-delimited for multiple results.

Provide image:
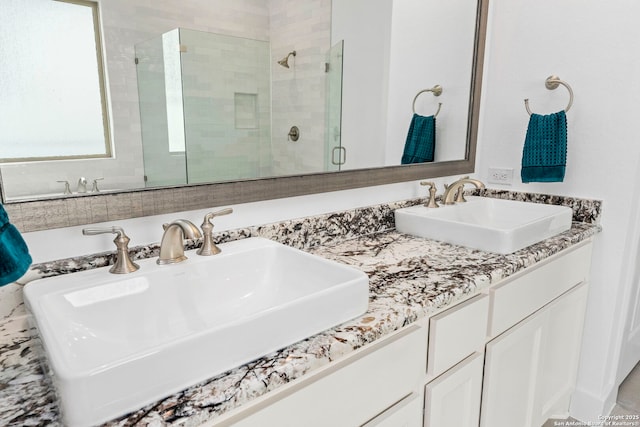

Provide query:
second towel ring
left=413, top=85, right=443, bottom=117
left=524, top=75, right=574, bottom=115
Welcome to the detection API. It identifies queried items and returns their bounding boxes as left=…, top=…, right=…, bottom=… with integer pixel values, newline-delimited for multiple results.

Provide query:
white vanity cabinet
left=214, top=325, right=428, bottom=427
left=206, top=240, right=593, bottom=427
left=424, top=242, right=592, bottom=427
left=480, top=244, right=592, bottom=427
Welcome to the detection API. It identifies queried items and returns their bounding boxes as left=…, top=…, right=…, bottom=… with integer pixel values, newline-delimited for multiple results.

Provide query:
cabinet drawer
left=488, top=242, right=592, bottom=337
left=223, top=325, right=427, bottom=427
left=362, top=393, right=422, bottom=427
left=427, top=294, right=489, bottom=378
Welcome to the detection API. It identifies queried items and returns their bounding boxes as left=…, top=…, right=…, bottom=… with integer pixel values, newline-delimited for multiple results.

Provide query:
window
left=0, top=0, right=111, bottom=162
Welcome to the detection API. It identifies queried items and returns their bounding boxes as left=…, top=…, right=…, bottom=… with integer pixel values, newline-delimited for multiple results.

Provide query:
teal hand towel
left=521, top=110, right=567, bottom=183
left=0, top=204, right=32, bottom=286
left=401, top=113, right=435, bottom=164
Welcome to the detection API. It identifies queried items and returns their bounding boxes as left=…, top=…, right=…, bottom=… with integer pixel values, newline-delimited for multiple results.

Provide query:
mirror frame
left=2, top=0, right=488, bottom=234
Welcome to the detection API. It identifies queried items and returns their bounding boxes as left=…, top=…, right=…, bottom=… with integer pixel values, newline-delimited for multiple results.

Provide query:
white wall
left=331, top=0, right=392, bottom=170
left=475, top=0, right=640, bottom=421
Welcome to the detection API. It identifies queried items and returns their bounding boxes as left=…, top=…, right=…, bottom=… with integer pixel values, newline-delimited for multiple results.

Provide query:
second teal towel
left=401, top=114, right=435, bottom=164
left=0, top=204, right=32, bottom=286
left=521, top=110, right=567, bottom=183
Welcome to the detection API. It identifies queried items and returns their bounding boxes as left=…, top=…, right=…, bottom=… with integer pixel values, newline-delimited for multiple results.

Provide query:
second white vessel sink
left=395, top=196, right=572, bottom=254
left=24, top=237, right=369, bottom=426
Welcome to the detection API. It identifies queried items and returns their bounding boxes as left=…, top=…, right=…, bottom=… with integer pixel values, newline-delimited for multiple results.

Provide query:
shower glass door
left=324, top=40, right=344, bottom=171
left=135, top=33, right=188, bottom=187
left=137, top=29, right=271, bottom=186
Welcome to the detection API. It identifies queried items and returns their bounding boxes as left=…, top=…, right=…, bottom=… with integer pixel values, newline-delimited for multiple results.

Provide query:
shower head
left=277, top=50, right=296, bottom=68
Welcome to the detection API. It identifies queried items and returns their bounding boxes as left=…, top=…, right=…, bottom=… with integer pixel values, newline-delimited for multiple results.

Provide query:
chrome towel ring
left=412, top=85, right=443, bottom=117
left=524, top=75, right=574, bottom=115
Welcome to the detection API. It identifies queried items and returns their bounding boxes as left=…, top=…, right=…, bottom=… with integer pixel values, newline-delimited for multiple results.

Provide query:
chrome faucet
left=77, top=177, right=88, bottom=193
left=157, top=219, right=202, bottom=265
left=441, top=176, right=485, bottom=205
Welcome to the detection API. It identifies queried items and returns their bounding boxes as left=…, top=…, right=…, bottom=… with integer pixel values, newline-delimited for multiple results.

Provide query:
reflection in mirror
left=136, top=29, right=273, bottom=187
left=0, top=0, right=481, bottom=202
left=136, top=28, right=346, bottom=187
left=334, top=0, right=478, bottom=170
left=0, top=0, right=111, bottom=162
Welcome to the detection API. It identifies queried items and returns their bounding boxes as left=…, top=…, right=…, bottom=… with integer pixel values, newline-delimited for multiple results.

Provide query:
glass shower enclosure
left=135, top=28, right=343, bottom=187
left=135, top=28, right=271, bottom=187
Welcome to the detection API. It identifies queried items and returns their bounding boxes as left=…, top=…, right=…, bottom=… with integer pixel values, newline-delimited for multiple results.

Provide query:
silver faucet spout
left=442, top=176, right=485, bottom=205
left=157, top=219, right=202, bottom=265
left=77, top=177, right=88, bottom=193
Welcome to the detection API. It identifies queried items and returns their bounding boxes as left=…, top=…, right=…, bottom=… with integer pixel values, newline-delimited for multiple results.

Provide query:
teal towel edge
left=0, top=260, right=31, bottom=286
left=401, top=114, right=435, bottom=164
left=0, top=222, right=33, bottom=286
left=520, top=110, right=567, bottom=183
left=521, top=166, right=566, bottom=183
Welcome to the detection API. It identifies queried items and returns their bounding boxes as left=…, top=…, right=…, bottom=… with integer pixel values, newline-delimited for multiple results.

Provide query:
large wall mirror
left=0, top=0, right=488, bottom=232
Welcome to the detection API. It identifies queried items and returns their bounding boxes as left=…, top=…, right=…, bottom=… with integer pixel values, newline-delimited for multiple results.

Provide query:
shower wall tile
left=180, top=30, right=272, bottom=184
left=235, top=93, right=259, bottom=129
left=269, top=0, right=332, bottom=176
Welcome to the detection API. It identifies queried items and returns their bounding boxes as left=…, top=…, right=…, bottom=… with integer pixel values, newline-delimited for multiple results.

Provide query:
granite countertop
left=0, top=191, right=602, bottom=426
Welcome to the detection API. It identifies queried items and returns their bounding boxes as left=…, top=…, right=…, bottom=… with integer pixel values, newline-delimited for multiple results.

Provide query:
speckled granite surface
left=0, top=192, right=602, bottom=426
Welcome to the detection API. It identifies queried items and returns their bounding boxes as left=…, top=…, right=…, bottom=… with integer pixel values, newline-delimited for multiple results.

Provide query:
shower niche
left=135, top=28, right=344, bottom=187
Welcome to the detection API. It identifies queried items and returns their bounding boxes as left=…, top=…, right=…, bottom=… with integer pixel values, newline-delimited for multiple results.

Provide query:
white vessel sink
left=24, top=237, right=369, bottom=426
left=395, top=196, right=572, bottom=254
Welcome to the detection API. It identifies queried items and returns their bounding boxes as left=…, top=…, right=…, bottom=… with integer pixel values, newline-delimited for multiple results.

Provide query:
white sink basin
left=395, top=196, right=572, bottom=254
left=23, top=237, right=369, bottom=426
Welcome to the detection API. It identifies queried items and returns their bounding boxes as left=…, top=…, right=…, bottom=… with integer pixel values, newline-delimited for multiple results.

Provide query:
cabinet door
left=424, top=353, right=484, bottom=427
left=537, top=283, right=589, bottom=420
left=480, top=311, right=546, bottom=427
left=481, top=282, right=589, bottom=427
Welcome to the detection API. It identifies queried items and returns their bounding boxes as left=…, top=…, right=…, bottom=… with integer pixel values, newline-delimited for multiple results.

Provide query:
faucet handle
left=419, top=181, right=439, bottom=208
left=56, top=180, right=72, bottom=195
left=90, top=178, right=104, bottom=193
left=197, top=208, right=233, bottom=256
left=82, top=226, right=139, bottom=274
